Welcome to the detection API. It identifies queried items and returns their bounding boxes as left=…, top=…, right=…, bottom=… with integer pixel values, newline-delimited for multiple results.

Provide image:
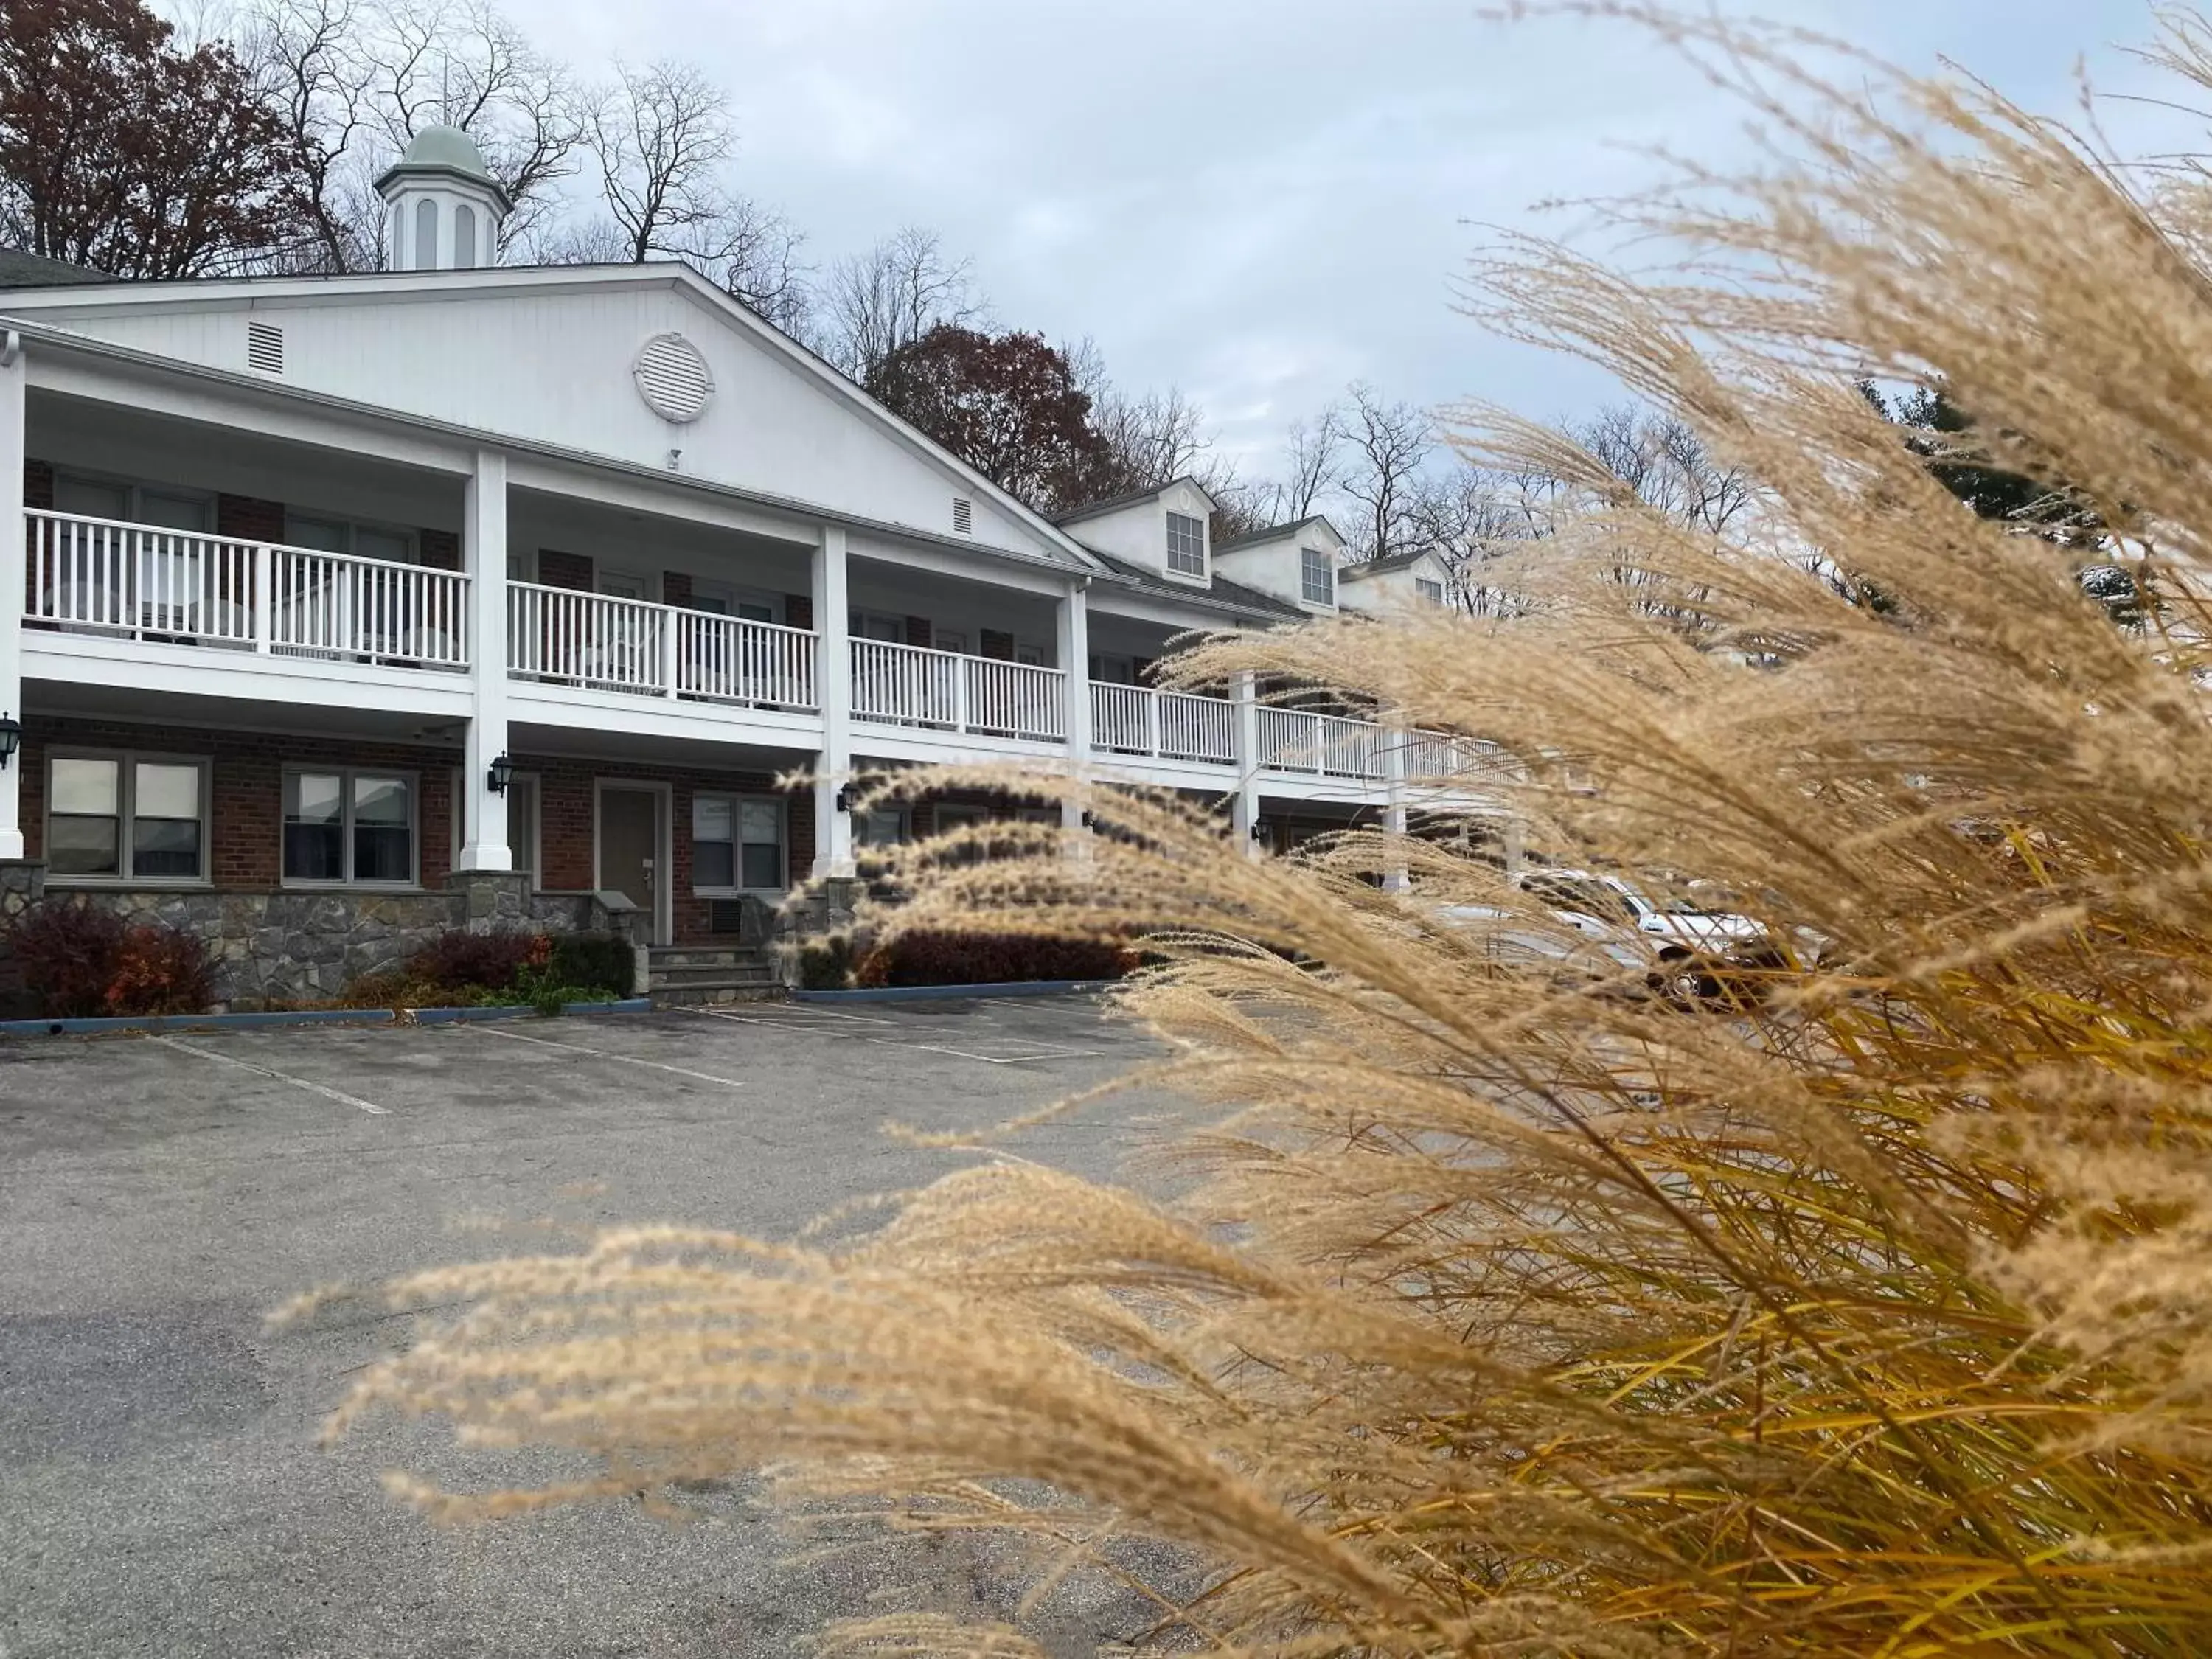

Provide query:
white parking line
left=686, top=1005, right=897, bottom=1028
left=150, top=1034, right=391, bottom=1116
left=864, top=1037, right=1101, bottom=1065
left=460, top=1022, right=748, bottom=1088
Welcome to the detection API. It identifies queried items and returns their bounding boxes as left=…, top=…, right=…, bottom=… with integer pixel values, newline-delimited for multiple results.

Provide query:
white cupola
left=373, top=125, right=512, bottom=272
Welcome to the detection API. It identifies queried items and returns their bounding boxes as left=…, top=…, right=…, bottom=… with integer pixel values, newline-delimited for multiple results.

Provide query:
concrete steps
left=647, top=945, right=783, bottom=1006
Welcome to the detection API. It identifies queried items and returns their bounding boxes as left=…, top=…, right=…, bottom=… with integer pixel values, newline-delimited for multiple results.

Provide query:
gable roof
left=1054, top=474, right=1218, bottom=526
left=1342, top=546, right=1442, bottom=578
left=0, top=248, right=109, bottom=290
left=1216, top=513, right=1344, bottom=554
left=1083, top=549, right=1304, bottom=623
left=0, top=258, right=1104, bottom=574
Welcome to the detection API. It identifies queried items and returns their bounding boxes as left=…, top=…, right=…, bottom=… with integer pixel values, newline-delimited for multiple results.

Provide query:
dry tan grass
left=306, top=10, right=2212, bottom=1654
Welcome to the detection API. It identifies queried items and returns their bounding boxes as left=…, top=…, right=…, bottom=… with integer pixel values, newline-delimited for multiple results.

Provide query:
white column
left=454, top=448, right=512, bottom=872
left=0, top=338, right=25, bottom=861
left=1382, top=731, right=1411, bottom=893
left=1231, top=669, right=1262, bottom=858
left=813, top=523, right=856, bottom=879
left=1057, top=579, right=1092, bottom=838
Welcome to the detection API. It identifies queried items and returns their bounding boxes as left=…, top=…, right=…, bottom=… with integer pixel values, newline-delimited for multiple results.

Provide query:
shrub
left=853, top=931, right=1133, bottom=989
left=5, top=902, right=128, bottom=1018
left=403, top=929, right=546, bottom=995
left=105, top=925, right=216, bottom=1016
left=547, top=933, right=634, bottom=998
left=792, top=935, right=858, bottom=991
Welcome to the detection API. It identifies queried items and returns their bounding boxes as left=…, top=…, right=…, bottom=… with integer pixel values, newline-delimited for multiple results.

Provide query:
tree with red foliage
left=869, top=324, right=1118, bottom=514
left=0, top=0, right=309, bottom=277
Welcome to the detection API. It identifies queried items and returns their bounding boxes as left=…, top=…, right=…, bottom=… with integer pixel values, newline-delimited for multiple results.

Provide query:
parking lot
left=0, top=997, right=1190, bottom=1658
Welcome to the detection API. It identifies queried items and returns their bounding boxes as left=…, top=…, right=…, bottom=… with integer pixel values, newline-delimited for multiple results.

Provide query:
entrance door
left=597, top=785, right=664, bottom=944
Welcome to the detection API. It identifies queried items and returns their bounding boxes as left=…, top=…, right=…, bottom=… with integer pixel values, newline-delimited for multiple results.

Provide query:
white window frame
left=1164, top=510, right=1207, bottom=580
left=690, top=790, right=788, bottom=897
left=282, top=765, right=420, bottom=889
left=1300, top=546, right=1335, bottom=606
left=1416, top=577, right=1446, bottom=605
left=686, top=579, right=782, bottom=624
left=44, top=748, right=212, bottom=887
left=849, top=608, right=908, bottom=644
left=934, top=628, right=970, bottom=655
left=450, top=765, right=542, bottom=890
left=1015, top=641, right=1046, bottom=667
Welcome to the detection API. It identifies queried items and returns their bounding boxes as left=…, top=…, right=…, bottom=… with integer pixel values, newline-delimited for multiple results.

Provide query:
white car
left=1441, top=868, right=1777, bottom=1003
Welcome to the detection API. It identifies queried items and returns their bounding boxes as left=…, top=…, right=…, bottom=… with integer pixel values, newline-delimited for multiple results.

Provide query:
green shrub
left=793, top=936, right=857, bottom=990
left=547, top=933, right=633, bottom=997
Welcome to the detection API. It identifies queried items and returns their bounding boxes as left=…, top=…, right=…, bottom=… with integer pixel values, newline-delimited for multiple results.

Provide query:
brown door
left=597, top=786, right=663, bottom=944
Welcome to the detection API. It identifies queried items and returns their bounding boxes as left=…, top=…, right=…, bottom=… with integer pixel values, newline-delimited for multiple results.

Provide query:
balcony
left=1090, top=681, right=1235, bottom=764
left=1258, top=707, right=1392, bottom=781
left=507, top=582, right=818, bottom=711
left=27, top=509, right=469, bottom=669
left=851, top=638, right=1065, bottom=742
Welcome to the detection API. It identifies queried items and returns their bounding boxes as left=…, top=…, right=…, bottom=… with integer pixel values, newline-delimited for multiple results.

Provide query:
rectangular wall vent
left=951, top=496, right=973, bottom=535
left=246, top=320, right=284, bottom=375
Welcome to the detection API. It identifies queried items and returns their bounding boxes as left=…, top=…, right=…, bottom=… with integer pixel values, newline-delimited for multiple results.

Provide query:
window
left=693, top=793, right=785, bottom=892
left=52, top=476, right=212, bottom=627
left=285, top=769, right=415, bottom=885
left=286, top=513, right=417, bottom=563
left=849, top=610, right=906, bottom=643
left=1165, top=511, right=1206, bottom=577
left=934, top=629, right=968, bottom=655
left=454, top=204, right=478, bottom=270
left=1301, top=546, right=1335, bottom=605
left=46, top=753, right=208, bottom=883
left=413, top=197, right=438, bottom=271
left=1416, top=578, right=1445, bottom=604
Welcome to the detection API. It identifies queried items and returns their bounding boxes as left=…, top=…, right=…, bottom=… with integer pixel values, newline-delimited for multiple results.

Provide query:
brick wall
left=531, top=752, right=813, bottom=941
left=215, top=494, right=286, bottom=543
left=24, top=459, right=52, bottom=510
left=418, top=529, right=461, bottom=571
left=20, top=718, right=461, bottom=891
left=15, top=716, right=810, bottom=946
left=785, top=593, right=813, bottom=631
left=905, top=615, right=931, bottom=648
left=662, top=570, right=692, bottom=607
left=538, top=549, right=593, bottom=591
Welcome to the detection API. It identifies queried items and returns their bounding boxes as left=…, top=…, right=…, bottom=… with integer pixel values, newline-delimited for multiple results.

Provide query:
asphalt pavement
left=0, top=998, right=1193, bottom=1658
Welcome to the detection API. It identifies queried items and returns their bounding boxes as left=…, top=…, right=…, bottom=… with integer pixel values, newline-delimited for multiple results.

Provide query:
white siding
left=22, top=279, right=1069, bottom=566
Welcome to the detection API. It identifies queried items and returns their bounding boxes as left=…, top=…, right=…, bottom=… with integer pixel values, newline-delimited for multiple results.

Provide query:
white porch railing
left=676, top=610, right=818, bottom=710
left=851, top=639, right=1065, bottom=742
left=507, top=582, right=820, bottom=707
left=270, top=545, right=468, bottom=668
left=26, top=509, right=468, bottom=669
left=1258, top=707, right=1392, bottom=780
left=1090, top=682, right=1235, bottom=764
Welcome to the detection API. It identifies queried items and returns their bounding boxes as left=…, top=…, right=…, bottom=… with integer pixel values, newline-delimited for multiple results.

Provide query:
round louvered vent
left=632, top=332, right=714, bottom=422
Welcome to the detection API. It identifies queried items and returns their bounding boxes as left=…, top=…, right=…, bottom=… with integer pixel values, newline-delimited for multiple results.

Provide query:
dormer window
left=1301, top=546, right=1335, bottom=605
left=1165, top=510, right=1206, bottom=577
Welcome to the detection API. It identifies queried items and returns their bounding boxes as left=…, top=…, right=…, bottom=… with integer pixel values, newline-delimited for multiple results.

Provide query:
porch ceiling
left=506, top=720, right=815, bottom=775
left=24, top=678, right=461, bottom=743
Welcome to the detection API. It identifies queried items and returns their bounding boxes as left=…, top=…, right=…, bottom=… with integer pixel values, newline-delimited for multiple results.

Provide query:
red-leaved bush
left=3, top=904, right=216, bottom=1018
left=6, top=902, right=128, bottom=1018
left=854, top=931, right=1134, bottom=989
left=105, top=925, right=218, bottom=1016
left=403, top=929, right=549, bottom=993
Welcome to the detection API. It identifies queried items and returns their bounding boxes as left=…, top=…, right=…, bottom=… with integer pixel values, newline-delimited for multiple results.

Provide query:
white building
left=1338, top=544, right=1458, bottom=615
left=0, top=129, right=1475, bottom=1000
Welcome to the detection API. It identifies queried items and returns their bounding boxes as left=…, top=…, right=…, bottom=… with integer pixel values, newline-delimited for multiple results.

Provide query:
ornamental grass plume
left=317, top=10, right=2212, bottom=1655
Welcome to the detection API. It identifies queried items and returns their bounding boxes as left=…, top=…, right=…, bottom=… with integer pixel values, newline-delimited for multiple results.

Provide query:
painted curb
left=410, top=999, right=652, bottom=1026
left=0, top=998, right=651, bottom=1039
left=790, top=980, right=1114, bottom=1004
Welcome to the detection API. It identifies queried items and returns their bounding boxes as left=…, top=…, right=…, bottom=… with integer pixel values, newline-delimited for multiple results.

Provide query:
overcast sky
left=522, top=1, right=2181, bottom=476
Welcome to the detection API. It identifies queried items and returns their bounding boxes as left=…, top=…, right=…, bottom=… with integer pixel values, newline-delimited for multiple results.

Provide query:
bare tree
left=585, top=59, right=731, bottom=263
left=234, top=0, right=587, bottom=271
left=818, top=227, right=981, bottom=384
left=1340, top=382, right=1432, bottom=558
left=1088, top=383, right=1208, bottom=487
left=1402, top=468, right=1527, bottom=615
left=1273, top=404, right=1343, bottom=524
left=1568, top=403, right=1753, bottom=532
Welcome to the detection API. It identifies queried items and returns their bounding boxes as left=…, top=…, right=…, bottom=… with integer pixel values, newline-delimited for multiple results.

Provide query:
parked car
left=1441, top=868, right=1779, bottom=1004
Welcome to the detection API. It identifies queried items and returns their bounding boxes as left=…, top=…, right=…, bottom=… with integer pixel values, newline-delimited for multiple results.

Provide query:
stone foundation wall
left=0, top=862, right=624, bottom=1009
